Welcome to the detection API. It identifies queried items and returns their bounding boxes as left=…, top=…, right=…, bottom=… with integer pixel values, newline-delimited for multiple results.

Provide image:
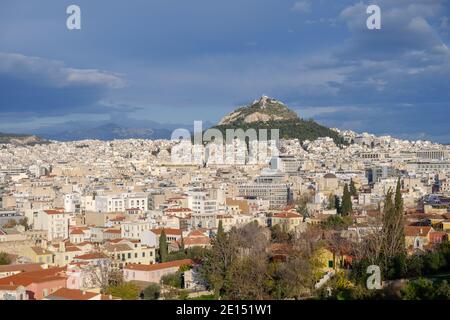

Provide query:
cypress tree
left=382, top=178, right=405, bottom=264
left=335, top=196, right=342, bottom=215
left=350, top=179, right=358, bottom=197
left=341, top=184, right=353, bottom=216
left=180, top=235, right=185, bottom=252
left=217, top=220, right=225, bottom=239
left=159, top=229, right=168, bottom=262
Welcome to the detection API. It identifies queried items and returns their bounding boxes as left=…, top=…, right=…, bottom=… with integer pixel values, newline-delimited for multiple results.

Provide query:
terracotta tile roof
left=150, top=228, right=182, bottom=236
left=183, top=237, right=211, bottom=246
left=124, top=259, right=193, bottom=272
left=104, top=243, right=133, bottom=252
left=46, top=288, right=99, bottom=300
left=104, top=229, right=121, bottom=234
left=0, top=263, right=43, bottom=273
left=30, top=246, right=53, bottom=255
left=77, top=241, right=92, bottom=246
left=44, top=209, right=65, bottom=215
left=0, top=284, right=22, bottom=290
left=0, top=267, right=66, bottom=287
left=273, top=211, right=302, bottom=219
left=74, top=252, right=109, bottom=260
left=164, top=208, right=192, bottom=213
left=188, top=229, right=208, bottom=237
left=405, top=226, right=433, bottom=237
left=70, top=228, right=85, bottom=235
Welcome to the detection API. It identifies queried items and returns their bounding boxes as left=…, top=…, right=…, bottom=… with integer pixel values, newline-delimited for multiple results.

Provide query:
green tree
left=180, top=235, right=185, bottom=252
left=217, top=220, right=225, bottom=238
left=161, top=272, right=182, bottom=288
left=106, top=282, right=140, bottom=300
left=0, top=252, right=12, bottom=265
left=201, top=222, right=238, bottom=298
left=341, top=184, right=353, bottom=216
left=349, top=179, right=358, bottom=197
left=381, top=179, right=405, bottom=266
left=403, top=278, right=435, bottom=300
left=334, top=196, right=342, bottom=214
left=322, top=215, right=353, bottom=231
left=270, top=224, right=291, bottom=243
left=18, top=217, right=29, bottom=231
left=159, top=229, right=168, bottom=263
left=327, top=194, right=335, bottom=210
left=142, top=283, right=161, bottom=300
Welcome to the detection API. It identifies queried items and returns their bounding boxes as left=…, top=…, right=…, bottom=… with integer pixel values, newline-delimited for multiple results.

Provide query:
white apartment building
left=94, top=193, right=148, bottom=213
left=121, top=220, right=152, bottom=240
left=187, top=190, right=218, bottom=215
left=64, top=193, right=81, bottom=213
left=34, top=209, right=70, bottom=241
left=270, top=155, right=301, bottom=173
left=238, top=173, right=293, bottom=209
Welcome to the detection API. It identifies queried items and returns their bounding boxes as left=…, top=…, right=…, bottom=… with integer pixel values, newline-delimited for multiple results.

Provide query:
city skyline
left=1, top=1, right=450, bottom=142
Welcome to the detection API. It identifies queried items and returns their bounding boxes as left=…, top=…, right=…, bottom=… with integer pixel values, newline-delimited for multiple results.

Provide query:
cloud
left=0, top=52, right=125, bottom=117
left=291, top=1, right=311, bottom=13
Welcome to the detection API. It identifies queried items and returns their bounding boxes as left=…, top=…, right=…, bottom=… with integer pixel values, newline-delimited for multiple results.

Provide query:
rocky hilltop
left=218, top=96, right=299, bottom=125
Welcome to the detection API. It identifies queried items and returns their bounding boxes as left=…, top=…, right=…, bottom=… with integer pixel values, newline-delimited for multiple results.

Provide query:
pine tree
left=159, top=229, right=168, bottom=263
left=341, top=184, right=352, bottom=216
left=349, top=179, right=358, bottom=197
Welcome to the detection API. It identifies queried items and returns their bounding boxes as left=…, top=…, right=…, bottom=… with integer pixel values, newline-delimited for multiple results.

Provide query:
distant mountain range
left=0, top=97, right=348, bottom=144
left=40, top=123, right=175, bottom=141
left=0, top=133, right=47, bottom=146
left=214, top=96, right=344, bottom=144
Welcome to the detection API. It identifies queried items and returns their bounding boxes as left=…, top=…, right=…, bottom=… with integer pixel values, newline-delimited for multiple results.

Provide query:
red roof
left=70, top=228, right=85, bottom=235
left=404, top=226, right=433, bottom=237
left=44, top=209, right=65, bottom=215
left=124, top=259, right=193, bottom=272
left=273, top=211, right=302, bottom=219
left=74, top=252, right=108, bottom=260
left=0, top=267, right=66, bottom=287
left=151, top=228, right=182, bottom=236
left=0, top=263, right=44, bottom=273
left=46, top=288, right=98, bottom=300
left=164, top=208, right=192, bottom=213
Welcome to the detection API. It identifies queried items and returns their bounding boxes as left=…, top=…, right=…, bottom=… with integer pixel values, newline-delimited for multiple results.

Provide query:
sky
left=0, top=0, right=449, bottom=142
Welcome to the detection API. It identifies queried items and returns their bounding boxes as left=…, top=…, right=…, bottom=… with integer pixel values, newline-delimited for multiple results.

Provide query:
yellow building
left=21, top=246, right=54, bottom=265
left=271, top=211, right=304, bottom=232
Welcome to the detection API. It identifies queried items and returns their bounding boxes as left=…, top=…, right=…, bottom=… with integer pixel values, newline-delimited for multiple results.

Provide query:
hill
left=213, top=96, right=344, bottom=144
left=0, top=133, right=47, bottom=146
